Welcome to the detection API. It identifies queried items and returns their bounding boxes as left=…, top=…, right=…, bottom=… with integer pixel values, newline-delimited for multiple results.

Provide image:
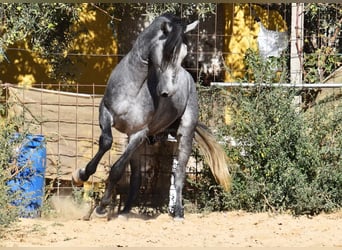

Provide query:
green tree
left=303, top=3, right=342, bottom=83
left=0, top=3, right=79, bottom=80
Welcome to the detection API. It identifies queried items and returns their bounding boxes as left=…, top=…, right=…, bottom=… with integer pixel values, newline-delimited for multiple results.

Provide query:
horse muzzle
left=158, top=83, right=176, bottom=98
left=160, top=90, right=170, bottom=98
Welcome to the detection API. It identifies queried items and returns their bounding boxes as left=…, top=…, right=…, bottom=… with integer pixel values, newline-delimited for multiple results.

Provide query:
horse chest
left=146, top=94, right=186, bottom=131
left=157, top=95, right=186, bottom=114
left=114, top=103, right=153, bottom=132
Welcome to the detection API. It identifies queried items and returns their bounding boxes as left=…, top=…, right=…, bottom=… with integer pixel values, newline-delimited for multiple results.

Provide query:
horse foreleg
left=72, top=103, right=113, bottom=185
left=95, top=129, right=148, bottom=217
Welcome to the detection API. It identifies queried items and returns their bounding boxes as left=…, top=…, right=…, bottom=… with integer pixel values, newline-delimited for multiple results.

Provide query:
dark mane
left=161, top=13, right=188, bottom=67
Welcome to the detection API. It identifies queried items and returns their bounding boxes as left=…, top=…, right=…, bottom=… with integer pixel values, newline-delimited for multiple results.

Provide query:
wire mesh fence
left=1, top=3, right=341, bottom=211
left=3, top=82, right=204, bottom=210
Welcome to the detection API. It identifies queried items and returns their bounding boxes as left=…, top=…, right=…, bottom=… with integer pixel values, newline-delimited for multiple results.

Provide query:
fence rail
left=211, top=82, right=342, bottom=88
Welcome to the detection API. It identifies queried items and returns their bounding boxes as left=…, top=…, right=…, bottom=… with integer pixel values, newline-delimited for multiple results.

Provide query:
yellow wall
left=1, top=4, right=287, bottom=93
left=223, top=3, right=288, bottom=82
left=223, top=4, right=287, bottom=125
left=0, top=3, right=118, bottom=94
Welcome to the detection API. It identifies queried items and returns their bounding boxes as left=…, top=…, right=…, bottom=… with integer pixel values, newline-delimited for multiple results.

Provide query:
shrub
left=190, top=50, right=341, bottom=215
left=227, top=85, right=341, bottom=215
left=192, top=85, right=341, bottom=215
left=0, top=89, right=28, bottom=233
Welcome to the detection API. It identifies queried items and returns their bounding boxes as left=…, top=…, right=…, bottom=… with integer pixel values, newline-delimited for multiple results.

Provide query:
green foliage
left=304, top=47, right=341, bottom=83
left=194, top=85, right=341, bottom=215
left=191, top=50, right=342, bottom=215
left=0, top=129, right=17, bottom=228
left=142, top=3, right=216, bottom=21
left=227, top=86, right=341, bottom=215
left=113, top=3, right=216, bottom=22
left=303, top=3, right=342, bottom=82
left=244, top=48, right=288, bottom=83
left=0, top=3, right=79, bottom=80
left=0, top=91, right=28, bottom=232
left=197, top=84, right=228, bottom=129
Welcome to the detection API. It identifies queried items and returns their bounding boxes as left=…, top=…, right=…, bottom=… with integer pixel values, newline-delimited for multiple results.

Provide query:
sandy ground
left=1, top=197, right=342, bottom=248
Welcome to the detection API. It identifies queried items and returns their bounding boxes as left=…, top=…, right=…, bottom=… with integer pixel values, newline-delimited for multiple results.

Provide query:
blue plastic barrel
left=7, top=134, right=47, bottom=218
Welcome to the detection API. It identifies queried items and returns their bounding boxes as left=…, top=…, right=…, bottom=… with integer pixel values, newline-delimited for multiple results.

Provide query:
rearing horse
left=72, top=13, right=231, bottom=220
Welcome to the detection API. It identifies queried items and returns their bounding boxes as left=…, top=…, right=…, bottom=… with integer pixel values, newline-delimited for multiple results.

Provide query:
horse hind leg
left=173, top=130, right=195, bottom=220
left=119, top=149, right=142, bottom=217
left=72, top=102, right=113, bottom=185
left=95, top=128, right=148, bottom=217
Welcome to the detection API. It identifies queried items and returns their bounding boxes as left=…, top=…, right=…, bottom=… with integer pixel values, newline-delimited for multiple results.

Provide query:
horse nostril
left=161, top=92, right=169, bottom=98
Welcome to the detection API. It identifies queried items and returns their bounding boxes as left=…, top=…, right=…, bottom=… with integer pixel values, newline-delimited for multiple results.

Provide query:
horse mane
left=161, top=13, right=188, bottom=67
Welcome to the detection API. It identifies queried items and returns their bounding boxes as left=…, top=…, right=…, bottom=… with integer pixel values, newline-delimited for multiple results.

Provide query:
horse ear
left=185, top=20, right=199, bottom=33
left=161, top=21, right=172, bottom=35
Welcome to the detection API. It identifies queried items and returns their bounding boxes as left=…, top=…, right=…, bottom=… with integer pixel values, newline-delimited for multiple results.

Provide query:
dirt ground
left=1, top=196, right=341, bottom=248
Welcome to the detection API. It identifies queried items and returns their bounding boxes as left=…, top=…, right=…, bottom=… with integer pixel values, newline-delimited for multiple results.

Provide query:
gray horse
left=72, top=13, right=231, bottom=220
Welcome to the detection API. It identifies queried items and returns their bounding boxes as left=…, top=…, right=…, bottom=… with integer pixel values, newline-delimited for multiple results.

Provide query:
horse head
left=150, top=14, right=199, bottom=98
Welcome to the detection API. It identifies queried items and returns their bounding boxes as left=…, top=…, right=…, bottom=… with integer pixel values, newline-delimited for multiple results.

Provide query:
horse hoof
left=173, top=216, right=184, bottom=222
left=118, top=213, right=129, bottom=221
left=71, top=168, right=84, bottom=186
left=82, top=215, right=91, bottom=221
left=94, top=206, right=108, bottom=218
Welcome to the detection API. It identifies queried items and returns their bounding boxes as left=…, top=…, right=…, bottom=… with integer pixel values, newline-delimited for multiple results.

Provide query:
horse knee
left=99, top=133, right=112, bottom=151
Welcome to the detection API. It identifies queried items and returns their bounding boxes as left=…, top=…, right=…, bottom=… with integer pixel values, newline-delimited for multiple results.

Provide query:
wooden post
left=290, top=3, right=305, bottom=109
left=290, top=3, right=304, bottom=85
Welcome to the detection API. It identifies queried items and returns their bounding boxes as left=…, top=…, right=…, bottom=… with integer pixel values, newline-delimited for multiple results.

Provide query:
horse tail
left=194, top=122, right=232, bottom=192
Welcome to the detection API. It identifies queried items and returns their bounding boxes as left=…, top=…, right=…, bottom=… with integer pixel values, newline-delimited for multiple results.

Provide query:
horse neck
left=130, top=19, right=165, bottom=64
left=125, top=17, right=166, bottom=82
left=123, top=43, right=150, bottom=84
left=124, top=39, right=156, bottom=87
left=128, top=46, right=148, bottom=66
